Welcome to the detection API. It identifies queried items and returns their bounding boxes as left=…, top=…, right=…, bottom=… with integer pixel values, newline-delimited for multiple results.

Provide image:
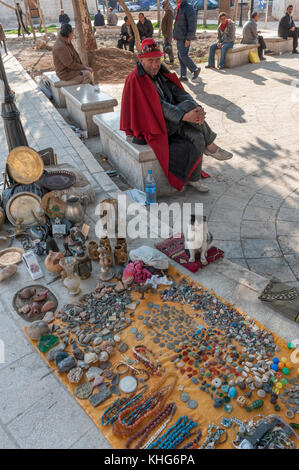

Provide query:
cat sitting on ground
left=184, top=214, right=213, bottom=265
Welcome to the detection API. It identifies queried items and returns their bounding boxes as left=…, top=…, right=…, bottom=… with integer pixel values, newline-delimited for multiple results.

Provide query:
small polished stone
left=74, top=382, right=93, bottom=399
left=180, top=392, right=190, bottom=402
left=37, top=334, right=59, bottom=353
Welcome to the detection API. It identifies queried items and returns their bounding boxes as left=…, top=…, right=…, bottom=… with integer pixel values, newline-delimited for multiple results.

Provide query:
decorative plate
left=38, top=170, right=76, bottom=190
left=6, top=192, right=42, bottom=227
left=13, top=285, right=58, bottom=323
left=6, top=146, right=44, bottom=184
left=41, top=191, right=66, bottom=219
left=0, top=247, right=24, bottom=267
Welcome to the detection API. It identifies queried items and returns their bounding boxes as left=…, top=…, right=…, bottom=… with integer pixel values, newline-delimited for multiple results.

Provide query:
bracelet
left=116, top=362, right=129, bottom=375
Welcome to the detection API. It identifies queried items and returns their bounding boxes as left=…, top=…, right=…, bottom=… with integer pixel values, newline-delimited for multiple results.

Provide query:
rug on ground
left=25, top=265, right=299, bottom=449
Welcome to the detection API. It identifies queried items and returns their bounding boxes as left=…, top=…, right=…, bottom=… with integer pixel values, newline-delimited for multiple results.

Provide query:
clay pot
left=19, top=287, right=36, bottom=299
left=44, top=250, right=64, bottom=274
left=114, top=245, right=128, bottom=265
left=88, top=241, right=99, bottom=261
left=0, top=207, right=5, bottom=230
left=117, top=238, right=127, bottom=252
left=99, top=236, right=111, bottom=253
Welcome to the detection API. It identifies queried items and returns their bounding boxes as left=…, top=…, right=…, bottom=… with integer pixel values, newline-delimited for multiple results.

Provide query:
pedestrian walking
left=161, top=0, right=174, bottom=64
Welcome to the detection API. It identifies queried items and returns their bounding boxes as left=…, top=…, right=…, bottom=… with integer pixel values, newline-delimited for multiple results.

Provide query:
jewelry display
left=101, top=385, right=148, bottom=427
left=126, top=402, right=176, bottom=449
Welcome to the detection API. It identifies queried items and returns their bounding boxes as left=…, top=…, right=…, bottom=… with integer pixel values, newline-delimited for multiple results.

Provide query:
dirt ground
left=6, top=32, right=218, bottom=85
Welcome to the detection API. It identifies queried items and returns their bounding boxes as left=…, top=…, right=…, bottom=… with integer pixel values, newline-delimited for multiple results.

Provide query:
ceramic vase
left=44, top=250, right=64, bottom=274
left=114, top=244, right=128, bottom=265
left=88, top=241, right=99, bottom=261
left=59, top=257, right=81, bottom=296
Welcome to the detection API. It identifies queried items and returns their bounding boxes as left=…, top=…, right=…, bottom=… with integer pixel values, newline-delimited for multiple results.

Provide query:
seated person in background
left=59, top=10, right=70, bottom=25
left=241, top=12, right=267, bottom=60
left=206, top=12, right=235, bottom=69
left=137, top=13, right=154, bottom=40
left=107, top=7, right=118, bottom=26
left=120, top=38, right=233, bottom=194
left=53, top=24, right=94, bottom=84
left=278, top=4, right=299, bottom=54
left=117, top=16, right=135, bottom=52
left=94, top=9, right=105, bottom=32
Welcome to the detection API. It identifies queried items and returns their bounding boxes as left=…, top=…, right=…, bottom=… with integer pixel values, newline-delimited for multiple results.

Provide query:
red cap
left=138, top=38, right=164, bottom=58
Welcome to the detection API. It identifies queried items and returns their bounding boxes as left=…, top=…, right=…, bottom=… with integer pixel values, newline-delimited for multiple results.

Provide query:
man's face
left=220, top=15, right=227, bottom=25
left=140, top=57, right=161, bottom=78
left=287, top=6, right=293, bottom=15
left=253, top=13, right=259, bottom=22
left=68, top=31, right=74, bottom=42
left=139, top=14, right=145, bottom=23
left=125, top=19, right=130, bottom=26
left=61, top=10, right=64, bottom=14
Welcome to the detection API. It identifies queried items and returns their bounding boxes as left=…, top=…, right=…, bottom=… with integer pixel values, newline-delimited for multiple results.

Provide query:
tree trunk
left=203, top=0, right=208, bottom=26
left=72, top=0, right=97, bottom=66
left=264, top=0, right=269, bottom=28
left=24, top=0, right=36, bottom=41
left=118, top=0, right=140, bottom=51
left=218, top=0, right=231, bottom=19
left=232, top=0, right=238, bottom=22
left=157, top=0, right=161, bottom=32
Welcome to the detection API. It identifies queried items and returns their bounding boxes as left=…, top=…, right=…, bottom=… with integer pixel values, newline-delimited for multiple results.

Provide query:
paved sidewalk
left=0, top=51, right=299, bottom=449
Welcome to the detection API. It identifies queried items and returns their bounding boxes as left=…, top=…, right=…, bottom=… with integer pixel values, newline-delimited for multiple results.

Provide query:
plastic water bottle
left=145, top=170, right=157, bottom=205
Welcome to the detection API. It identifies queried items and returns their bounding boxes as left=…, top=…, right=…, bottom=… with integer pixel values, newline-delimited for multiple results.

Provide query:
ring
left=116, top=362, right=128, bottom=375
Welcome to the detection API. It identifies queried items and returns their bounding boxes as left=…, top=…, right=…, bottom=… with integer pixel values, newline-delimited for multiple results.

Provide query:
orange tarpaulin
left=25, top=266, right=298, bottom=449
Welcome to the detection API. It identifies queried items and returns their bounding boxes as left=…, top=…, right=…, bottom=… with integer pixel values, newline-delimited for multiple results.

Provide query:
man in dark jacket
left=117, top=16, right=135, bottom=52
left=173, top=0, right=200, bottom=81
left=162, top=0, right=174, bottom=63
left=137, top=13, right=153, bottom=40
left=16, top=3, right=30, bottom=36
left=94, top=10, right=105, bottom=28
left=121, top=38, right=233, bottom=194
left=59, top=10, right=70, bottom=25
left=278, top=4, right=299, bottom=54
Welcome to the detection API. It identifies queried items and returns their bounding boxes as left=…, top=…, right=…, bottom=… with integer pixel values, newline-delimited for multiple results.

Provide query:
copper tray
left=38, top=170, right=76, bottom=190
left=13, top=285, right=58, bottom=323
left=6, top=192, right=42, bottom=227
left=6, top=146, right=44, bottom=184
left=41, top=191, right=66, bottom=219
left=0, top=247, right=24, bottom=267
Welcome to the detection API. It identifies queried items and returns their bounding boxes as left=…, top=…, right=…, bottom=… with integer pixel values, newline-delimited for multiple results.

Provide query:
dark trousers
left=288, top=27, right=299, bottom=51
left=117, top=37, right=134, bottom=52
left=258, top=35, right=266, bottom=59
left=18, top=19, right=30, bottom=36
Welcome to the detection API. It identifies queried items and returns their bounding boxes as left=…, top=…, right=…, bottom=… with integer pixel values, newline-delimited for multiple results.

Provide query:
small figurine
left=246, top=400, right=264, bottom=412
left=98, top=247, right=113, bottom=281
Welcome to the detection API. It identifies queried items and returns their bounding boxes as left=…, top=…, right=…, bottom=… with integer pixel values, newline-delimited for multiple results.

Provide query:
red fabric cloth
left=122, top=261, right=152, bottom=284
left=120, top=66, right=204, bottom=191
left=220, top=19, right=229, bottom=31
left=174, top=3, right=180, bottom=24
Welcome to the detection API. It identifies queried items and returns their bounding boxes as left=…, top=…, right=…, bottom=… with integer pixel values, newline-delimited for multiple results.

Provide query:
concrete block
left=62, top=85, right=117, bottom=137
left=93, top=111, right=178, bottom=196
left=264, top=37, right=293, bottom=54
left=215, top=44, right=258, bottom=68
left=42, top=71, right=83, bottom=108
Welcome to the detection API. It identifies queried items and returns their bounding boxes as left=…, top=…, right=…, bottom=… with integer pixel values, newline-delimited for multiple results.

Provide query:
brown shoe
left=204, top=147, right=233, bottom=161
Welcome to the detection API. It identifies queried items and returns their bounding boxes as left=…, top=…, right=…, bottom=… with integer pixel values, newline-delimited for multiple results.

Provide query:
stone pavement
left=0, top=51, right=299, bottom=449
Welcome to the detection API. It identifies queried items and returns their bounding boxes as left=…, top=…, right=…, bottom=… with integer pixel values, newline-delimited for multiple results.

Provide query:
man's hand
left=290, top=26, right=295, bottom=31
left=217, top=43, right=222, bottom=49
left=128, top=36, right=133, bottom=41
left=183, top=107, right=206, bottom=124
left=185, top=40, right=190, bottom=47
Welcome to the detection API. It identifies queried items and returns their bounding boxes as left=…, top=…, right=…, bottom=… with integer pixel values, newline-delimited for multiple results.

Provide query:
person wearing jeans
left=206, top=12, right=235, bottom=69
left=173, top=0, right=200, bottom=81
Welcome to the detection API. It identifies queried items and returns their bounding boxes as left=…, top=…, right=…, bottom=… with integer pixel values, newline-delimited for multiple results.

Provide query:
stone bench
left=215, top=43, right=258, bottom=68
left=61, top=85, right=118, bottom=137
left=95, top=26, right=121, bottom=38
left=42, top=71, right=83, bottom=108
left=264, top=37, right=293, bottom=54
left=93, top=111, right=177, bottom=196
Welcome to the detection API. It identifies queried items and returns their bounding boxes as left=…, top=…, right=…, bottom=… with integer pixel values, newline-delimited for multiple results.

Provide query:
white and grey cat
left=184, top=214, right=213, bottom=264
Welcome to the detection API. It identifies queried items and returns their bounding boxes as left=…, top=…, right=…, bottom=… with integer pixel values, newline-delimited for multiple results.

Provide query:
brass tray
left=0, top=247, right=24, bottom=267
left=41, top=191, right=66, bottom=219
left=13, top=285, right=58, bottom=323
left=6, top=146, right=44, bottom=184
left=38, top=170, right=76, bottom=190
left=6, top=192, right=42, bottom=227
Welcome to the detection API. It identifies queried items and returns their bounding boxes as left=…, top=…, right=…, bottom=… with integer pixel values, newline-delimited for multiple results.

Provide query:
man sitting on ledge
left=52, top=23, right=94, bottom=84
left=120, top=38, right=233, bottom=193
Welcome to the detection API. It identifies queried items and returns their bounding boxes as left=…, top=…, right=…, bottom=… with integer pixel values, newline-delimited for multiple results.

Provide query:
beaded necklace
left=148, top=416, right=198, bottom=449
left=133, top=345, right=163, bottom=376
left=182, top=429, right=202, bottom=449
left=101, top=385, right=148, bottom=426
left=112, top=373, right=178, bottom=438
left=126, top=402, right=176, bottom=449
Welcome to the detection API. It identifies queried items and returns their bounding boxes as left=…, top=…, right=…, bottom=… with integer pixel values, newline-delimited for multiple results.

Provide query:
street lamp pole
left=0, top=52, right=28, bottom=152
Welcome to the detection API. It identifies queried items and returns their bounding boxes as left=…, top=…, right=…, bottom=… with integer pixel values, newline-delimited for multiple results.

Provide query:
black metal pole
left=0, top=51, right=28, bottom=152
left=239, top=2, right=243, bottom=27
left=250, top=0, right=254, bottom=16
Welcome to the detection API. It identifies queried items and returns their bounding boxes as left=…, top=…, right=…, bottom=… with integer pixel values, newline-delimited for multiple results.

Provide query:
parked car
left=191, top=0, right=218, bottom=10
